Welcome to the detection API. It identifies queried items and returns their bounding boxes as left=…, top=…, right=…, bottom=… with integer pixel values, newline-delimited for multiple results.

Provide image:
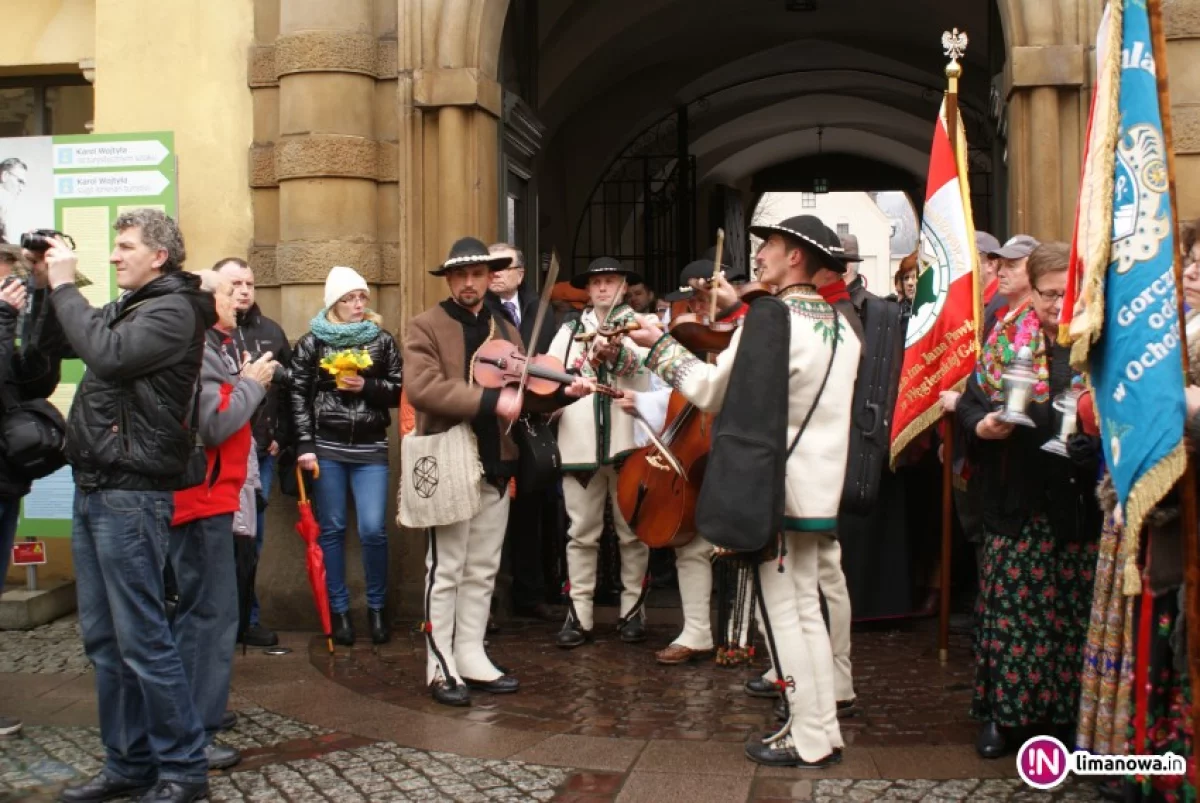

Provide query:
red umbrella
left=295, top=464, right=334, bottom=654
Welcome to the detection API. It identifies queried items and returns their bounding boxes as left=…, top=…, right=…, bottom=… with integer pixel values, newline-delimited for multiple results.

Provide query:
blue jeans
left=0, top=497, right=20, bottom=589
left=249, top=452, right=275, bottom=626
left=72, top=489, right=207, bottom=785
left=168, top=513, right=237, bottom=745
left=313, top=460, right=390, bottom=613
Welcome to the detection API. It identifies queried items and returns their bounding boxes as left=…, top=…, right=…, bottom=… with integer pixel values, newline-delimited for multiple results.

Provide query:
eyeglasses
left=1033, top=287, right=1065, bottom=302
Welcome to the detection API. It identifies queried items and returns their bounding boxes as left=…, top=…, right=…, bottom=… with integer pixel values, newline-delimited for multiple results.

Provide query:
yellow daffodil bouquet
left=321, top=348, right=374, bottom=389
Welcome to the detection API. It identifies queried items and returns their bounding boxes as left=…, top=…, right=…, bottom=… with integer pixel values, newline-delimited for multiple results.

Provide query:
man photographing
left=46, top=210, right=216, bottom=803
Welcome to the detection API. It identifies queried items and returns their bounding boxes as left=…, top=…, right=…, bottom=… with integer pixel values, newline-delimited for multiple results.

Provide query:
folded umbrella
left=295, top=464, right=334, bottom=654
left=233, top=532, right=257, bottom=655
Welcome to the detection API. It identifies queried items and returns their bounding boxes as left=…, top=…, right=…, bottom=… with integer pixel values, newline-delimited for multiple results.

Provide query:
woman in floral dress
left=956, top=242, right=1103, bottom=758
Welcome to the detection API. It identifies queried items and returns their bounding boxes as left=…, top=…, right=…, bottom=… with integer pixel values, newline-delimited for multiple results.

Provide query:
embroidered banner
left=1084, top=0, right=1186, bottom=568
left=889, top=99, right=979, bottom=465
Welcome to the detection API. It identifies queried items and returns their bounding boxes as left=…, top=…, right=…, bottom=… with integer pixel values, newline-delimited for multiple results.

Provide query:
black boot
left=976, top=721, right=1006, bottom=759
left=368, top=608, right=390, bottom=644
left=332, top=611, right=355, bottom=646
left=59, top=772, right=154, bottom=803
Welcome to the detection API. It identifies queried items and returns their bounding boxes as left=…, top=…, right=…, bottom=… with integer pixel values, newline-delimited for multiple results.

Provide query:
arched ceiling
left=535, top=0, right=999, bottom=202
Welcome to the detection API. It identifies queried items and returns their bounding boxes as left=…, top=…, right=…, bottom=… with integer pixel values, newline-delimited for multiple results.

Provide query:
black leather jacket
left=52, top=271, right=217, bottom=492
left=289, top=328, right=403, bottom=454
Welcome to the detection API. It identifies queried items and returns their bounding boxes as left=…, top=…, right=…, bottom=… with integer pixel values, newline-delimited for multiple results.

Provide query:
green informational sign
left=7, top=132, right=178, bottom=538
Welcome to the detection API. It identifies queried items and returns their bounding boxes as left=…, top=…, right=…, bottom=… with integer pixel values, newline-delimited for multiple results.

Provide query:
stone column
left=1003, top=0, right=1088, bottom=240
left=1167, top=0, right=1200, bottom=220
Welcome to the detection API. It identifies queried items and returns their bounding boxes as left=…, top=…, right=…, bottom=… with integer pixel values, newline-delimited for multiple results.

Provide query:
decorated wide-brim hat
left=569, top=256, right=638, bottom=289
left=429, top=236, right=512, bottom=277
left=749, top=214, right=845, bottom=273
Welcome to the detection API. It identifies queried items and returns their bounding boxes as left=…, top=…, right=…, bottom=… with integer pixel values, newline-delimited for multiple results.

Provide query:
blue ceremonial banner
left=1090, top=0, right=1186, bottom=550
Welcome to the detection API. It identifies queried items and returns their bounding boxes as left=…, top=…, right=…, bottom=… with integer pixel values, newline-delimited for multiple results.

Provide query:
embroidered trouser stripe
left=423, top=481, right=510, bottom=685
left=423, top=528, right=456, bottom=688
left=754, top=533, right=842, bottom=762
left=563, top=466, right=649, bottom=631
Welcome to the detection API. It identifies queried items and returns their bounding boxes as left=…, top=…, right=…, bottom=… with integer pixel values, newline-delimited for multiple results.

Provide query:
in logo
left=1016, top=736, right=1070, bottom=790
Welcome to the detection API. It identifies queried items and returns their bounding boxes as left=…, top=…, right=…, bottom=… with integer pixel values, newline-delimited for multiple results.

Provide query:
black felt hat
left=569, top=256, right=638, bottom=289
left=663, top=258, right=721, bottom=302
left=749, top=214, right=845, bottom=273
left=430, top=237, right=512, bottom=277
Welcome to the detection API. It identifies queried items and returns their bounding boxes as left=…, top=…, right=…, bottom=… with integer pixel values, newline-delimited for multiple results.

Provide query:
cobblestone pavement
left=0, top=617, right=88, bottom=674
left=316, top=618, right=979, bottom=746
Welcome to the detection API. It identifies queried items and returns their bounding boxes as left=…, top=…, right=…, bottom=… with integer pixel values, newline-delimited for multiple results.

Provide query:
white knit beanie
left=324, top=265, right=369, bottom=309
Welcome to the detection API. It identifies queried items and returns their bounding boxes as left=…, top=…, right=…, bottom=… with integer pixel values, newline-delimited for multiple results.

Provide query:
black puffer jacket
left=290, top=327, right=402, bottom=455
left=51, top=272, right=217, bottom=492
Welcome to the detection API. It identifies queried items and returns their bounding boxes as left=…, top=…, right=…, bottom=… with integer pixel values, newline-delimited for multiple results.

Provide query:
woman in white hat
left=290, top=266, right=403, bottom=645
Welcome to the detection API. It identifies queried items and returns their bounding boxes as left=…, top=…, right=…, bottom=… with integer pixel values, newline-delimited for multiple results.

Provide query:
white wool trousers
left=756, top=532, right=842, bottom=763
left=424, top=481, right=509, bottom=686
left=563, top=466, right=649, bottom=631
left=673, top=535, right=714, bottom=651
left=761, top=534, right=854, bottom=702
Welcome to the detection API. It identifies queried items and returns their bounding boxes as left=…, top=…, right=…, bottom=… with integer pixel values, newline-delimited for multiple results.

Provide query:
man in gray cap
left=982, top=234, right=1038, bottom=340
left=975, top=231, right=1001, bottom=302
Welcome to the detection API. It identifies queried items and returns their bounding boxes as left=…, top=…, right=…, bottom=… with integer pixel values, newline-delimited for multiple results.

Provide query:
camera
left=20, top=229, right=75, bottom=254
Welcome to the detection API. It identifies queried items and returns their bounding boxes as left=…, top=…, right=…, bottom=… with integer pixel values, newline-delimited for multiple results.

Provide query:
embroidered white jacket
left=549, top=305, right=650, bottom=470
left=645, top=285, right=861, bottom=530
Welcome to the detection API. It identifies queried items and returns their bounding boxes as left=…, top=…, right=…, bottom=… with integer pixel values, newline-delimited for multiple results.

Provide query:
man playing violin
left=627, top=215, right=861, bottom=769
left=403, top=237, right=594, bottom=707
left=549, top=257, right=652, bottom=648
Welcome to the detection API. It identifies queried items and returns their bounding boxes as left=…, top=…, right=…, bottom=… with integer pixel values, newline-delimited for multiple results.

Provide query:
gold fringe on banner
left=1120, top=441, right=1187, bottom=596
left=1067, top=0, right=1124, bottom=371
left=889, top=377, right=966, bottom=470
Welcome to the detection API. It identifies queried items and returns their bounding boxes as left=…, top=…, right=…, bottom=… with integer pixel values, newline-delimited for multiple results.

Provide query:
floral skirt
left=1123, top=589, right=1195, bottom=803
left=971, top=517, right=1098, bottom=727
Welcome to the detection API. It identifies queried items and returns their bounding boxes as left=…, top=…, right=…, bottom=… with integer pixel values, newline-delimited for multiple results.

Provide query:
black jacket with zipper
left=289, top=329, right=403, bottom=455
left=51, top=271, right=217, bottom=492
left=229, top=304, right=292, bottom=454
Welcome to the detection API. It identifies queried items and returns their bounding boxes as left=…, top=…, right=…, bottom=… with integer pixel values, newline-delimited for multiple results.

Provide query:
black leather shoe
left=241, top=624, right=278, bottom=648
left=59, top=773, right=155, bottom=803
left=744, top=677, right=779, bottom=699
left=332, top=612, right=355, bottom=646
left=368, top=608, right=390, bottom=645
left=204, top=743, right=241, bottom=770
left=556, top=623, right=590, bottom=649
left=744, top=739, right=842, bottom=768
left=219, top=711, right=237, bottom=731
left=138, top=780, right=208, bottom=802
left=619, top=617, right=646, bottom=643
left=976, top=721, right=1007, bottom=759
left=431, top=681, right=470, bottom=707
left=464, top=675, right=520, bottom=694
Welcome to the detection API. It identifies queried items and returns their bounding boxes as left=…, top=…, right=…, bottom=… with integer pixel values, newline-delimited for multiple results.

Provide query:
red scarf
left=817, top=279, right=850, bottom=303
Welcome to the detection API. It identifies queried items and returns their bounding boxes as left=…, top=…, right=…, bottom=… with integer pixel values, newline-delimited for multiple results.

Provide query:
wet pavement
left=0, top=615, right=1111, bottom=801
left=314, top=618, right=980, bottom=747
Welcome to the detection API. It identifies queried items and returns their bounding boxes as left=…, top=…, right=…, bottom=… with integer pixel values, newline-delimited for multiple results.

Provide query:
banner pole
left=1147, top=0, right=1199, bottom=787
left=937, top=36, right=965, bottom=664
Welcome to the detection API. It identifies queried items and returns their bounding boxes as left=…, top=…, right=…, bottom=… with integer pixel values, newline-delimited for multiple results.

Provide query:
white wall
left=751, top=191, right=900, bottom=295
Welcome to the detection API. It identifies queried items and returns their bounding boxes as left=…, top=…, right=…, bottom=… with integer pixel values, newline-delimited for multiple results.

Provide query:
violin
left=471, top=339, right=624, bottom=398
left=667, top=313, right=738, bottom=355
left=573, top=320, right=641, bottom=342
left=737, top=281, right=777, bottom=302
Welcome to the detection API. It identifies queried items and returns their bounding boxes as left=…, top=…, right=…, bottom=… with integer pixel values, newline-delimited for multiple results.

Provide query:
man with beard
left=403, top=238, right=594, bottom=707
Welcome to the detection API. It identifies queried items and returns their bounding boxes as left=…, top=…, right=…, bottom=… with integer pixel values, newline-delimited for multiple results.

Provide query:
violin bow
left=708, top=228, right=724, bottom=321
left=506, top=249, right=560, bottom=435
left=628, top=407, right=686, bottom=478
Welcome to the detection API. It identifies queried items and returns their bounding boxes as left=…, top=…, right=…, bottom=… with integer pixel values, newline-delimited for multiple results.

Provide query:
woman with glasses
left=956, top=242, right=1103, bottom=759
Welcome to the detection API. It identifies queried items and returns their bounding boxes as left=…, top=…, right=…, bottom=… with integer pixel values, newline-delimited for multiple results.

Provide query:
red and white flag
left=890, top=99, right=980, bottom=464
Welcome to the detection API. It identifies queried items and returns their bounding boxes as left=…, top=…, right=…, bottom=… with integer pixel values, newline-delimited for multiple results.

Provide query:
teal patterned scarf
left=309, top=309, right=381, bottom=348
